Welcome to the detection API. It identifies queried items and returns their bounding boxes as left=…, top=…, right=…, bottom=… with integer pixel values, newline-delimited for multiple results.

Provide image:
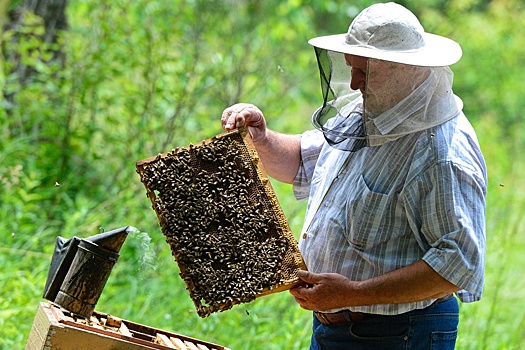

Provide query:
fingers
left=289, top=271, right=319, bottom=303
left=289, top=283, right=316, bottom=310
left=221, top=103, right=251, bottom=130
left=221, top=103, right=268, bottom=143
left=289, top=271, right=317, bottom=307
left=297, top=269, right=321, bottom=284
left=221, top=103, right=265, bottom=128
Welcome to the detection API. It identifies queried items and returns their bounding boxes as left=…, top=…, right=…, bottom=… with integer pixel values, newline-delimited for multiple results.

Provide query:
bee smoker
left=42, top=226, right=133, bottom=318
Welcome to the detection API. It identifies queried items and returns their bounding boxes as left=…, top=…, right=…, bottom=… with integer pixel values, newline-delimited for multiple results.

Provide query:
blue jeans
left=310, top=297, right=459, bottom=350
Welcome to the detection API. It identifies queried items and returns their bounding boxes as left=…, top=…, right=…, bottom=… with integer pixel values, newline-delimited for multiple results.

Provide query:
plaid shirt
left=294, top=112, right=487, bottom=315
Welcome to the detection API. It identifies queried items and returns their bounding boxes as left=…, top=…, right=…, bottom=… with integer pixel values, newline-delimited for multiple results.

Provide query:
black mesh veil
left=311, top=46, right=462, bottom=152
left=311, top=47, right=367, bottom=152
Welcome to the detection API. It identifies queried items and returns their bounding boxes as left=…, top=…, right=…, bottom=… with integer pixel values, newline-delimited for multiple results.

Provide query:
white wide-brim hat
left=308, top=2, right=462, bottom=67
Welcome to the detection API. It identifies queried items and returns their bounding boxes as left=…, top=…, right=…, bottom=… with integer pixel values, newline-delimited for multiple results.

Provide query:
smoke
left=128, top=227, right=157, bottom=280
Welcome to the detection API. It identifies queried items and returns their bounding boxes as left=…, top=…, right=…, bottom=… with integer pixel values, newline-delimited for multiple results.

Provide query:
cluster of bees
left=137, top=131, right=304, bottom=318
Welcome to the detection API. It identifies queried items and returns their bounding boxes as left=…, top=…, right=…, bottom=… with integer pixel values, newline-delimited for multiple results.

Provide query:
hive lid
left=136, top=128, right=306, bottom=317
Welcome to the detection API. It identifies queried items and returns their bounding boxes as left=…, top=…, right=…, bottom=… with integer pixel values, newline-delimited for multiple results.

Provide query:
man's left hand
left=289, top=270, right=361, bottom=312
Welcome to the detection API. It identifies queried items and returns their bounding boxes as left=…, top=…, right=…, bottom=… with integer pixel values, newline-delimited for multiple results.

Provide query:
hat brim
left=308, top=32, right=462, bottom=67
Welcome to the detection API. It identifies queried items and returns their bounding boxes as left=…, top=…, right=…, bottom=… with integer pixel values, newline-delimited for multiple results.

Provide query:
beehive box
left=26, top=302, right=229, bottom=350
left=136, top=128, right=306, bottom=317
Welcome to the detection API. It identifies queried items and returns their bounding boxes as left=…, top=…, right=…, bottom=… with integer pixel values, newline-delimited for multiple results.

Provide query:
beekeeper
left=221, top=3, right=486, bottom=349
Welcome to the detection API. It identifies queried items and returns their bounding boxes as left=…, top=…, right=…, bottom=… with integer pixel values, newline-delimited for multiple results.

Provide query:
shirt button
left=302, top=233, right=307, bottom=239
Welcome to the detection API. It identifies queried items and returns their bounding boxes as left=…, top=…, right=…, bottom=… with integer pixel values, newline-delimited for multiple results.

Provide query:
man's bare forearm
left=355, top=260, right=460, bottom=306
left=253, top=130, right=301, bottom=184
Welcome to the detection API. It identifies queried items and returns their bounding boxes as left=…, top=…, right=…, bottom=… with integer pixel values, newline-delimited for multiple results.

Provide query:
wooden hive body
left=26, top=302, right=229, bottom=350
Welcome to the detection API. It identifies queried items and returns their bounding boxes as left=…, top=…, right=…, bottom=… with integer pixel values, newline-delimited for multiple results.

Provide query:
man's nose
left=350, top=70, right=365, bottom=92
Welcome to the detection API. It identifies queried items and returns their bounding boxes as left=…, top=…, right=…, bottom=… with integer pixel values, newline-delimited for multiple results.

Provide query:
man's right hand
left=221, top=103, right=268, bottom=143
left=222, top=103, right=302, bottom=184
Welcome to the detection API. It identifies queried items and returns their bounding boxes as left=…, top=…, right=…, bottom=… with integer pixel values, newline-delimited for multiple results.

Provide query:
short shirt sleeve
left=405, top=160, right=486, bottom=301
left=293, top=129, right=325, bottom=201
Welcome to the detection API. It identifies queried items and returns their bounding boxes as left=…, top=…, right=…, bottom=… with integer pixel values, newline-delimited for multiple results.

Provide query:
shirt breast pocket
left=345, top=174, right=396, bottom=249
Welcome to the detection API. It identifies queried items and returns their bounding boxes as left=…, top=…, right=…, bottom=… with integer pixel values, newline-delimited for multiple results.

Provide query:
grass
left=457, top=181, right=525, bottom=349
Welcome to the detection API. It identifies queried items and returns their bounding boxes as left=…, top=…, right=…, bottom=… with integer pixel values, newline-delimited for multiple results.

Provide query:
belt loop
left=315, top=312, right=330, bottom=325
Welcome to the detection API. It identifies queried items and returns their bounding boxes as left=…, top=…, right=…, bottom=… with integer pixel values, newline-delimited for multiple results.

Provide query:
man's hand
left=289, top=270, right=363, bottom=312
left=220, top=103, right=301, bottom=184
left=221, top=103, right=267, bottom=143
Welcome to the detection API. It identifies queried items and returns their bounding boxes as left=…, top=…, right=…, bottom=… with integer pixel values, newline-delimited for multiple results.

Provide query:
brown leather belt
left=315, top=309, right=369, bottom=325
left=314, top=294, right=454, bottom=326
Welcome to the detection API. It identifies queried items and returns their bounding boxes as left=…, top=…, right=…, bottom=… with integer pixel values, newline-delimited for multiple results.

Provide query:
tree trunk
left=5, top=0, right=68, bottom=43
left=3, top=0, right=69, bottom=80
left=2, top=0, right=68, bottom=112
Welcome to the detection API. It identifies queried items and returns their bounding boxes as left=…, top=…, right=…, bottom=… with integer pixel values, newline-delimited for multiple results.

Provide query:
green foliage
left=447, top=0, right=525, bottom=129
left=1, top=0, right=524, bottom=349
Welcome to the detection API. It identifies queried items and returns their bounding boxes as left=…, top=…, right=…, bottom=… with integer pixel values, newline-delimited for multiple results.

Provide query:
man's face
left=344, top=54, right=368, bottom=95
left=344, top=54, right=429, bottom=117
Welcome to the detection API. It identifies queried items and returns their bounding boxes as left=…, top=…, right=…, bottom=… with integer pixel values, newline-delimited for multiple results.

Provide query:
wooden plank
left=170, top=337, right=188, bottom=350
left=185, top=341, right=200, bottom=350
left=119, top=321, right=133, bottom=337
left=156, top=333, right=177, bottom=348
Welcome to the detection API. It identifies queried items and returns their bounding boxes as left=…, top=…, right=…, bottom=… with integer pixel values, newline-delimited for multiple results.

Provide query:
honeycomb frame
left=136, top=128, right=306, bottom=317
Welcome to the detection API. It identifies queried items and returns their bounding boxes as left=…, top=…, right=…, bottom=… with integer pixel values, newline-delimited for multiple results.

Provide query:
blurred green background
left=1, top=0, right=524, bottom=349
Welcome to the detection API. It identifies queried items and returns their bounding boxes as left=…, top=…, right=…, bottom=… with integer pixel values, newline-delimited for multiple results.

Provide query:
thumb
left=297, top=270, right=322, bottom=284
